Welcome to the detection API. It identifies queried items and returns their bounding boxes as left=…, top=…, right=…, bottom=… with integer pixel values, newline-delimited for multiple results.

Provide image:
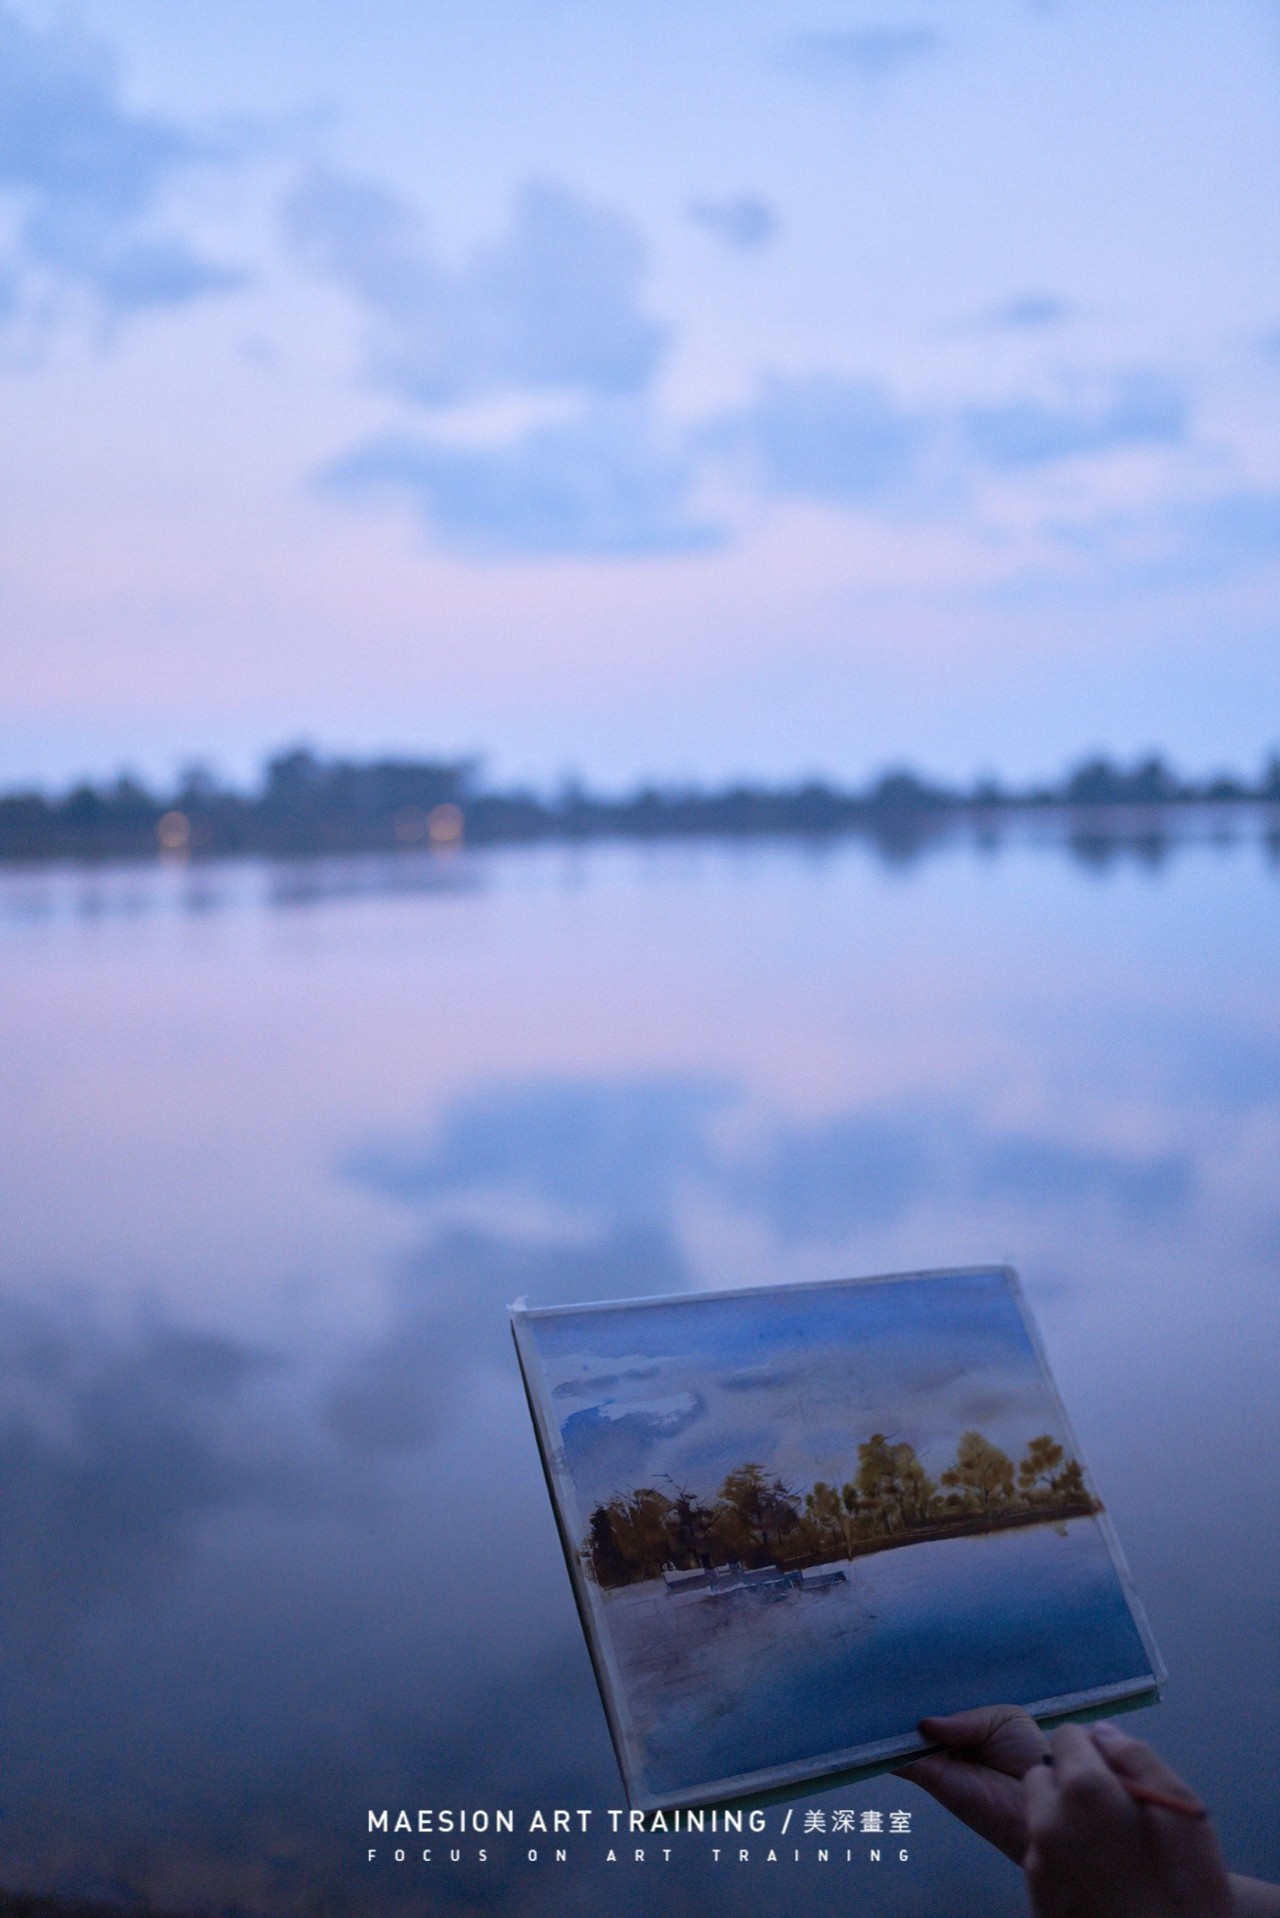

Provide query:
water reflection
left=347, top=1077, right=727, bottom=1223
left=350, top=1077, right=1195, bottom=1259
left=0, top=834, right=1275, bottom=1916
left=324, top=1222, right=690, bottom=1454
left=0, top=802, right=1276, bottom=932
left=0, top=1306, right=322, bottom=1657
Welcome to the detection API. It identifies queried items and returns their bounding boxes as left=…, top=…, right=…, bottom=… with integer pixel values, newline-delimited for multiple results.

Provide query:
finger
left=1089, top=1722, right=1202, bottom=1801
left=895, top=1756, right=950, bottom=1789
left=898, top=1747, right=1032, bottom=1865
left=895, top=1752, right=993, bottom=1798
left=918, top=1705, right=1037, bottom=1748
left=918, top=1704, right=1049, bottom=1781
left=1021, top=1753, right=1060, bottom=1833
left=1049, top=1722, right=1132, bottom=1813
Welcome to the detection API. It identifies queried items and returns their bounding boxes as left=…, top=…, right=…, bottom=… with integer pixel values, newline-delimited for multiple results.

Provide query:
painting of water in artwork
left=515, top=1267, right=1161, bottom=1806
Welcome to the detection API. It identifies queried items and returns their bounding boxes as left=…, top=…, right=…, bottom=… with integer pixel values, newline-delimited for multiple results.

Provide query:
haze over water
left=0, top=825, right=1276, bottom=1917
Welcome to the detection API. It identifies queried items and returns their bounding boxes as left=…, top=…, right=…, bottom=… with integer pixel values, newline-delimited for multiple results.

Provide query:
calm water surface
left=0, top=828, right=1276, bottom=1917
left=609, top=1520, right=1153, bottom=1798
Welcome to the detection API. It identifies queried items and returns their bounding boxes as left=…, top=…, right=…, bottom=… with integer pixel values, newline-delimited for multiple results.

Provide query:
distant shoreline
left=2, top=744, right=1278, bottom=867
left=598, top=1499, right=1104, bottom=1595
left=820, top=1494, right=1100, bottom=1564
left=605, top=1504, right=1102, bottom=1606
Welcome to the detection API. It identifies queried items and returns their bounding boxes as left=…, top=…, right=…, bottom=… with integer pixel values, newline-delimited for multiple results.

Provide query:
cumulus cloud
left=348, top=1073, right=1194, bottom=1264
left=688, top=193, right=779, bottom=250
left=0, top=3, right=241, bottom=324
left=284, top=171, right=668, bottom=406
left=348, top=1076, right=730, bottom=1217
left=779, top=25, right=941, bottom=82
left=322, top=410, right=721, bottom=558
left=704, top=374, right=926, bottom=503
left=727, top=1100, right=1192, bottom=1244
left=963, top=372, right=1187, bottom=468
left=699, top=367, right=1192, bottom=519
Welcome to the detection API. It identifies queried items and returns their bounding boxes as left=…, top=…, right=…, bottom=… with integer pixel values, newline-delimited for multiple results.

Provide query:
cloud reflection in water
left=0, top=826, right=1274, bottom=1917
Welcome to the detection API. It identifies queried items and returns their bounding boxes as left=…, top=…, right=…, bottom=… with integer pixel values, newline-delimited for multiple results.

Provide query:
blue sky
left=526, top=1268, right=1063, bottom=1515
left=0, top=0, right=1276, bottom=787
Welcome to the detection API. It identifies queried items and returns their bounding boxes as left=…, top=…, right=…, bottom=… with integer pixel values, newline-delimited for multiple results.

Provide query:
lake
left=0, top=820, right=1276, bottom=1917
left=607, top=1519, right=1153, bottom=1799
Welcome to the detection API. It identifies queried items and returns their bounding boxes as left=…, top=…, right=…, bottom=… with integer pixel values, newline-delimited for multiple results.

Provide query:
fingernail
left=1091, top=1721, right=1123, bottom=1748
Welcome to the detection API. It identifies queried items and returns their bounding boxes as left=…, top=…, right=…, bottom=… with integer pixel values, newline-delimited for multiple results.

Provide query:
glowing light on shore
left=427, top=803, right=464, bottom=849
left=156, top=810, right=190, bottom=852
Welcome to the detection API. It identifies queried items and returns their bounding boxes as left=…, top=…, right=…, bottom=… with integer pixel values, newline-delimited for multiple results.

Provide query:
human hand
left=895, top=1703, right=1049, bottom=1862
left=1023, top=1720, right=1233, bottom=1918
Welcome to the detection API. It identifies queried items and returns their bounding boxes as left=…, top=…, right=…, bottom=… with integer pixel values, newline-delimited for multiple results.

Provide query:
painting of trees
left=1017, top=1434, right=1065, bottom=1498
left=581, top=1427, right=1097, bottom=1586
left=582, top=1487, right=676, bottom=1584
left=940, top=1430, right=1015, bottom=1511
left=711, top=1463, right=802, bottom=1561
left=1050, top=1456, right=1085, bottom=1498
left=847, top=1433, right=937, bottom=1535
left=803, top=1480, right=850, bottom=1557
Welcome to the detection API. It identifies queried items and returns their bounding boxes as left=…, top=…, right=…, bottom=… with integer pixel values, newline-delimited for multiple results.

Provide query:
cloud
left=990, top=293, right=1074, bottom=330
left=704, top=375, right=925, bottom=503
left=348, top=1076, right=730, bottom=1218
left=324, top=418, right=710, bottom=558
left=324, top=1222, right=690, bottom=1454
left=726, top=1101, right=1193, bottom=1244
left=963, top=372, right=1187, bottom=469
left=1048, top=487, right=1280, bottom=591
left=0, top=4, right=241, bottom=323
left=1159, top=490, right=1280, bottom=577
left=559, top=1385, right=707, bottom=1501
left=284, top=172, right=668, bottom=406
left=552, top=1361, right=663, bottom=1400
left=594, top=1390, right=701, bottom=1427
left=322, top=411, right=721, bottom=558
left=972, top=1134, right=1190, bottom=1213
left=697, top=365, right=1195, bottom=521
left=780, top=25, right=941, bottom=82
left=724, top=1108, right=933, bottom=1241
left=688, top=194, right=779, bottom=250
left=0, top=1306, right=313, bottom=1651
left=719, top=1362, right=801, bottom=1393
left=349, top=1073, right=1195, bottom=1266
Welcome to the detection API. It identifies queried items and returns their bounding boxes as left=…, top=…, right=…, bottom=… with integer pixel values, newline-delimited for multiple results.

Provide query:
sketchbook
left=511, top=1265, right=1164, bottom=1811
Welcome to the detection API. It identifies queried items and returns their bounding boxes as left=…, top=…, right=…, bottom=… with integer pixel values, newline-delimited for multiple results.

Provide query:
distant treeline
left=2, top=745, right=1278, bottom=864
left=583, top=1430, right=1099, bottom=1589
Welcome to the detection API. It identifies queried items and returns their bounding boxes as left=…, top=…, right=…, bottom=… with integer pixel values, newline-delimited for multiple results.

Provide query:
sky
left=526, top=1269, right=1064, bottom=1516
left=0, top=0, right=1276, bottom=791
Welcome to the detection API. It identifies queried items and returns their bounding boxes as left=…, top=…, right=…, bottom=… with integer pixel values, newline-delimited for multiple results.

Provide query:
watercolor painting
left=512, top=1267, right=1163, bottom=1809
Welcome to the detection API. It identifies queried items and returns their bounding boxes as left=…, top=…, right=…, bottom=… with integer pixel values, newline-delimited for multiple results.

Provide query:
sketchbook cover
left=511, top=1265, right=1164, bottom=1811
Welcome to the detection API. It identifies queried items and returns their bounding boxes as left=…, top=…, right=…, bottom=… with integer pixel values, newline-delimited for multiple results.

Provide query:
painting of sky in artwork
left=518, top=1269, right=1159, bottom=1805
